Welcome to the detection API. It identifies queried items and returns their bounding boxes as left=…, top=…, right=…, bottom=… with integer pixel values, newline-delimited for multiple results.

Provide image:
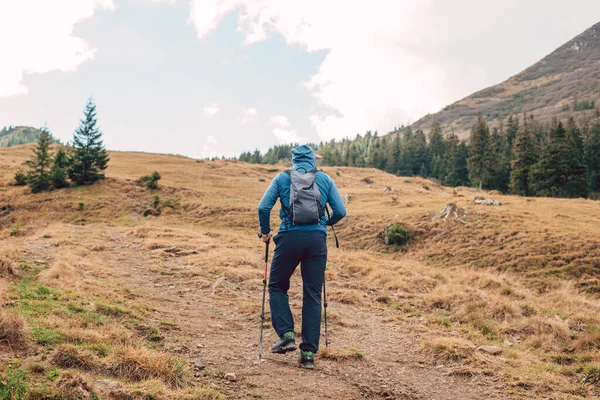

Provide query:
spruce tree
left=565, top=117, right=587, bottom=197
left=428, top=121, right=446, bottom=180
left=398, top=127, right=414, bottom=176
left=491, top=125, right=511, bottom=192
left=413, top=129, right=428, bottom=176
left=26, top=127, right=53, bottom=193
left=456, top=142, right=470, bottom=186
left=391, top=134, right=401, bottom=174
left=467, top=114, right=496, bottom=190
left=585, top=122, right=600, bottom=196
left=509, top=122, right=537, bottom=196
left=506, top=115, right=519, bottom=150
left=443, top=133, right=460, bottom=186
left=69, top=98, right=110, bottom=185
left=49, top=147, right=70, bottom=190
left=530, top=120, right=586, bottom=198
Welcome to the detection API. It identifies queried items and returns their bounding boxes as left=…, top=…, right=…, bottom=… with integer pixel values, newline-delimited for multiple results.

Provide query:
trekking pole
left=323, top=272, right=329, bottom=350
left=258, top=235, right=270, bottom=363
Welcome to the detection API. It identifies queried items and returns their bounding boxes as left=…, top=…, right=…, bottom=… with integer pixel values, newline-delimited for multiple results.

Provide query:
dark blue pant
left=268, top=231, right=327, bottom=354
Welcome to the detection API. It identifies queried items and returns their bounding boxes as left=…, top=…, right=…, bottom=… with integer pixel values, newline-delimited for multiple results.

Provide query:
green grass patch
left=33, top=327, right=64, bottom=345
left=0, top=368, right=28, bottom=400
left=95, top=302, right=136, bottom=318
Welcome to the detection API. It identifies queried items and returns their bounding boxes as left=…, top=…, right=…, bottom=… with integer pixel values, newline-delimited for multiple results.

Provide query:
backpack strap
left=280, top=170, right=293, bottom=228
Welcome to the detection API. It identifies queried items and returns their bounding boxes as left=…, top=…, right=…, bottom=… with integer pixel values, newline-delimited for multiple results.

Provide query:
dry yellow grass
left=0, top=310, right=28, bottom=348
left=2, top=145, right=600, bottom=398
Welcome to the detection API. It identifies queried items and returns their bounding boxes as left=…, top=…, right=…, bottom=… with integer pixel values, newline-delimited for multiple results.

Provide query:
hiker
left=257, top=144, right=346, bottom=369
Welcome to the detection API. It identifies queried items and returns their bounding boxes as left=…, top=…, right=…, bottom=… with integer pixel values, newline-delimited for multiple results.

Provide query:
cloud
left=203, top=102, right=220, bottom=117
left=207, top=135, right=218, bottom=144
left=0, top=0, right=115, bottom=97
left=269, top=115, right=290, bottom=127
left=272, top=128, right=303, bottom=144
left=189, top=0, right=600, bottom=142
left=240, top=106, right=258, bottom=124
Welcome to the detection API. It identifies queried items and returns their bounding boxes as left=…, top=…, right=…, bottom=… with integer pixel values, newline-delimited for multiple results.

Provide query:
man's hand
left=260, top=232, right=273, bottom=243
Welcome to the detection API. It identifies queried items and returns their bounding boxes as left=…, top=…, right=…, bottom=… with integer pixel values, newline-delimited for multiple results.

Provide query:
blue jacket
left=258, top=145, right=346, bottom=234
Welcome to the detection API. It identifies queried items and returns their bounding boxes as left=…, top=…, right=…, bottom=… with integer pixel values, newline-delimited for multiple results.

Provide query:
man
left=258, top=144, right=346, bottom=369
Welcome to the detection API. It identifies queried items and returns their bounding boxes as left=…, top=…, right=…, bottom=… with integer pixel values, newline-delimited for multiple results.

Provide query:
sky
left=1, top=0, right=600, bottom=158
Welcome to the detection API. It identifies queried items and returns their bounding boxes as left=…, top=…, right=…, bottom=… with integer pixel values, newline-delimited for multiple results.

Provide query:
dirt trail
left=34, top=223, right=507, bottom=400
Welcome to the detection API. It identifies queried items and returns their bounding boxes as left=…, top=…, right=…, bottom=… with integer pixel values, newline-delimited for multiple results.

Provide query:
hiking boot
left=298, top=350, right=315, bottom=369
left=271, top=332, right=296, bottom=354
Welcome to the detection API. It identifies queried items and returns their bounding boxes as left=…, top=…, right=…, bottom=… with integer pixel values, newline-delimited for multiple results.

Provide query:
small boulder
left=192, top=359, right=205, bottom=371
left=224, top=373, right=237, bottom=382
left=477, top=345, right=502, bottom=355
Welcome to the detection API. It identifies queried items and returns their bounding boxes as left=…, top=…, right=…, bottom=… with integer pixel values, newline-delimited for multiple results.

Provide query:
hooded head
left=291, top=144, right=316, bottom=172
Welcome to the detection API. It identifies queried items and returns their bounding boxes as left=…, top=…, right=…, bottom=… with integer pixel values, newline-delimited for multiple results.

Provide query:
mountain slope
left=2, top=146, right=600, bottom=398
left=412, top=21, right=600, bottom=137
left=0, top=126, right=59, bottom=148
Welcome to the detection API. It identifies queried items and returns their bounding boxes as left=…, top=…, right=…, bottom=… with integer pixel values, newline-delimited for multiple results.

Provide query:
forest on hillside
left=238, top=113, right=600, bottom=199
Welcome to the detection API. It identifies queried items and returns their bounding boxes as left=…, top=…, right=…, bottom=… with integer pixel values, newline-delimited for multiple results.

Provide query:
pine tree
left=26, top=127, right=53, bottom=193
left=398, top=127, right=414, bottom=176
left=49, top=147, right=70, bottom=190
left=565, top=117, right=587, bottom=197
left=443, top=133, right=459, bottom=186
left=467, top=114, right=496, bottom=190
left=428, top=121, right=445, bottom=180
left=530, top=120, right=586, bottom=198
left=509, top=122, right=537, bottom=196
left=413, top=129, right=428, bottom=176
left=585, top=122, right=600, bottom=196
left=391, top=134, right=401, bottom=174
left=506, top=115, right=519, bottom=150
left=68, top=98, right=110, bottom=185
left=491, top=125, right=511, bottom=192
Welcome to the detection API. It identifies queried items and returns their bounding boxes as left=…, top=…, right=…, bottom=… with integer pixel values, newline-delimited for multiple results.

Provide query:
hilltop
left=0, top=126, right=60, bottom=148
left=1, top=145, right=600, bottom=399
left=410, top=22, right=600, bottom=137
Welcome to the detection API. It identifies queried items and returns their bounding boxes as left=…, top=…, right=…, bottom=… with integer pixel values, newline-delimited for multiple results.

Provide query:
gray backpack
left=282, top=169, right=324, bottom=225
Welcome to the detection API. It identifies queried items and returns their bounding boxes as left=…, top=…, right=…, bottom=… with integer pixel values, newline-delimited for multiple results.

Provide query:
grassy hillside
left=410, top=22, right=600, bottom=138
left=0, top=126, right=60, bottom=148
left=1, top=145, right=600, bottom=398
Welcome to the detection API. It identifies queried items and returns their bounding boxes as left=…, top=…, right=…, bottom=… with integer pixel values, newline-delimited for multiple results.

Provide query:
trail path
left=31, top=224, right=508, bottom=400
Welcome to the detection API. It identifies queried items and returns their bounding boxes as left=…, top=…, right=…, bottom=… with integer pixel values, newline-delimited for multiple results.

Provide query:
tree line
left=238, top=113, right=600, bottom=199
left=13, top=98, right=110, bottom=193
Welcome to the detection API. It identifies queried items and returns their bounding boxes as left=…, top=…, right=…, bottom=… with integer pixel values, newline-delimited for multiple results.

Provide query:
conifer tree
left=506, top=115, right=519, bottom=150
left=467, top=114, right=496, bottom=190
left=68, top=98, right=110, bottom=185
left=530, top=120, right=586, bottom=198
left=26, top=127, right=53, bottom=193
left=585, top=122, right=600, bottom=196
left=391, top=134, right=401, bottom=174
left=428, top=121, right=446, bottom=180
left=397, top=127, right=414, bottom=176
left=413, top=129, right=428, bottom=176
left=491, top=125, right=511, bottom=192
left=443, top=133, right=460, bottom=186
left=565, top=117, right=587, bottom=197
left=49, top=147, right=70, bottom=190
left=509, top=122, right=537, bottom=196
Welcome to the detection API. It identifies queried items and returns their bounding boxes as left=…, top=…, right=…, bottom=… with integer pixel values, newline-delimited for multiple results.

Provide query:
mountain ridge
left=408, top=21, right=600, bottom=137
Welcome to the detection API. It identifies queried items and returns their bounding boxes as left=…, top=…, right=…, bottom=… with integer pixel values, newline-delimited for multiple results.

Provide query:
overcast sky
left=1, top=0, right=599, bottom=158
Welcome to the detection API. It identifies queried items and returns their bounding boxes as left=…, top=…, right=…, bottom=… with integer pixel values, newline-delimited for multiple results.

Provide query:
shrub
left=13, top=171, right=27, bottom=186
left=8, top=222, right=21, bottom=237
left=387, top=224, right=410, bottom=246
left=140, top=171, right=161, bottom=190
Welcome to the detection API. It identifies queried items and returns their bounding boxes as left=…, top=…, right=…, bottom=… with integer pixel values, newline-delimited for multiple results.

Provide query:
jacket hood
left=291, top=144, right=316, bottom=172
